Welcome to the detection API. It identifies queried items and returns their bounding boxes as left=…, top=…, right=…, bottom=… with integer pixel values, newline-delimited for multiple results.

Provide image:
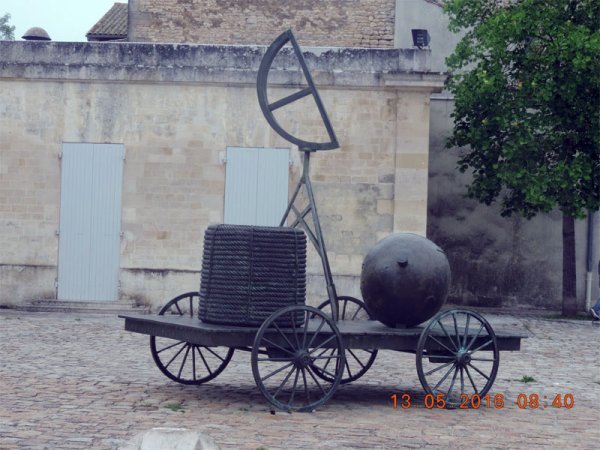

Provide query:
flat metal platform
left=120, top=314, right=526, bottom=352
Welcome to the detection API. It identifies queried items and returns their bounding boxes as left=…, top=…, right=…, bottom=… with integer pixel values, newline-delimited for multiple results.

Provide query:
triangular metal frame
left=257, top=30, right=340, bottom=319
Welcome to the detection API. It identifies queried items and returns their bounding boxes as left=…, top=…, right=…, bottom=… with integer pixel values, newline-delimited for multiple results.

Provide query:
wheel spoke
left=273, top=322, right=297, bottom=351
left=301, top=368, right=311, bottom=405
left=308, top=335, right=337, bottom=354
left=467, top=362, right=490, bottom=380
left=256, top=357, right=294, bottom=362
left=465, top=323, right=485, bottom=351
left=452, top=313, right=461, bottom=348
left=470, top=357, right=496, bottom=362
left=306, top=366, right=327, bottom=396
left=429, top=335, right=457, bottom=355
left=438, top=321, right=459, bottom=351
left=191, top=345, right=197, bottom=380
left=346, top=349, right=367, bottom=369
left=446, top=366, right=459, bottom=399
left=196, top=346, right=213, bottom=375
left=164, top=342, right=188, bottom=369
left=424, top=360, right=455, bottom=377
left=341, top=300, right=348, bottom=320
left=157, top=340, right=187, bottom=354
left=314, top=348, right=335, bottom=376
left=464, top=366, right=478, bottom=393
left=470, top=339, right=494, bottom=354
left=177, top=345, right=191, bottom=378
left=462, top=314, right=471, bottom=348
left=311, top=364, right=339, bottom=380
left=261, top=361, right=295, bottom=382
left=261, top=337, right=295, bottom=356
left=460, top=366, right=465, bottom=394
left=301, top=311, right=310, bottom=349
left=344, top=354, right=353, bottom=378
left=174, top=302, right=183, bottom=316
left=290, top=311, right=301, bottom=349
left=272, top=364, right=297, bottom=400
left=188, top=296, right=194, bottom=317
left=433, top=363, right=456, bottom=392
left=306, top=317, right=326, bottom=349
left=204, top=346, right=227, bottom=361
left=311, top=354, right=342, bottom=361
left=351, top=307, right=361, bottom=320
left=287, top=368, right=301, bottom=407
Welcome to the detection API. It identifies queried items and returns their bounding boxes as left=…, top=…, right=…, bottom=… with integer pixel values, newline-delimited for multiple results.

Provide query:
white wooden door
left=224, top=147, right=289, bottom=226
left=57, top=143, right=124, bottom=301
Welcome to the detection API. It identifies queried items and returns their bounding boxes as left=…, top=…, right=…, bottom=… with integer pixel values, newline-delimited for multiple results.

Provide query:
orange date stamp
left=390, top=393, right=575, bottom=409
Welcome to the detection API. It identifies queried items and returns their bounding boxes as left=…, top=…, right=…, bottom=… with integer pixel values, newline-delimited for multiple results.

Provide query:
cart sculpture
left=120, top=30, right=525, bottom=412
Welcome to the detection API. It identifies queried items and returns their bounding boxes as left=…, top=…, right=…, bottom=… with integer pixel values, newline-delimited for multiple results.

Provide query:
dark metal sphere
left=360, top=233, right=451, bottom=327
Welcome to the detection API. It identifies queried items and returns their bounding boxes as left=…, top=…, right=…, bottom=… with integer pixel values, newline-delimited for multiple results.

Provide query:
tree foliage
left=0, top=13, right=15, bottom=40
left=444, top=0, right=599, bottom=219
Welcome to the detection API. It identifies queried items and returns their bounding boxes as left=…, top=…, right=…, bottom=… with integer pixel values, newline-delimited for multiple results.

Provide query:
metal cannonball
left=360, top=233, right=451, bottom=328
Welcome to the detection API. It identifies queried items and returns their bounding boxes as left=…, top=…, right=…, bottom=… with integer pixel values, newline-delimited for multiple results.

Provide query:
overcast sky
left=2, top=0, right=123, bottom=42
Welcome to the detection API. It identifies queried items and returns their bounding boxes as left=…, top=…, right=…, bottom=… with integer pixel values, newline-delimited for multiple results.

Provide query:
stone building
left=0, top=0, right=445, bottom=310
left=2, top=0, right=596, bottom=312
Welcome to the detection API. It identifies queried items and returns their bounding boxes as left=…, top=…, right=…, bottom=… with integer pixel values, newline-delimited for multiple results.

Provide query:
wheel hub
left=457, top=350, right=471, bottom=366
left=294, top=350, right=312, bottom=368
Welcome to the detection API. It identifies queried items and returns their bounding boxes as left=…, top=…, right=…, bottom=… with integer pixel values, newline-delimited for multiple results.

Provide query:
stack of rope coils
left=199, top=224, right=307, bottom=326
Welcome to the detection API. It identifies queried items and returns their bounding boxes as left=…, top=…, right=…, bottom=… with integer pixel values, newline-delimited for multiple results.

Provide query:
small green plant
left=165, top=402, right=185, bottom=413
left=518, top=375, right=536, bottom=383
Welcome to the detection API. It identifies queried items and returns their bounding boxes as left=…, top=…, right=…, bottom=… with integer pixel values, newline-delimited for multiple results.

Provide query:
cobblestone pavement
left=1, top=309, right=598, bottom=449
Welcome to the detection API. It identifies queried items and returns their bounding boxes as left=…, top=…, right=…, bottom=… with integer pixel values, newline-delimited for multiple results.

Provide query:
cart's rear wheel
left=416, top=309, right=499, bottom=407
left=150, top=292, right=234, bottom=385
left=252, top=305, right=345, bottom=412
left=313, top=296, right=378, bottom=384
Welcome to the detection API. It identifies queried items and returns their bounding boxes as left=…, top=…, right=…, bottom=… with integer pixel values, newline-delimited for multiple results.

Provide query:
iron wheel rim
left=416, top=309, right=499, bottom=408
left=312, top=296, right=378, bottom=384
left=149, top=291, right=234, bottom=385
left=251, top=305, right=345, bottom=412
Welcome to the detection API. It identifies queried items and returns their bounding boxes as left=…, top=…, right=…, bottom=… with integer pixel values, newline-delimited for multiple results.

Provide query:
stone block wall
left=128, top=0, right=396, bottom=47
left=0, top=41, right=442, bottom=309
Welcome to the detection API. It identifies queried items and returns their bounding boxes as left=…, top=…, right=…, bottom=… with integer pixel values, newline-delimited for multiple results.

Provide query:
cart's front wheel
left=252, top=305, right=345, bottom=412
left=150, top=292, right=234, bottom=385
left=313, top=296, right=378, bottom=384
left=416, top=309, right=499, bottom=407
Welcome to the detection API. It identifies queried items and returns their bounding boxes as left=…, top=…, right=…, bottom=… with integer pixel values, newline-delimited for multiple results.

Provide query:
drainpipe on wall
left=585, top=211, right=594, bottom=311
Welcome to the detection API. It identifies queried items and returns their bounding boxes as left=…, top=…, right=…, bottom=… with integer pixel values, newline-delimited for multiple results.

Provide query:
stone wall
left=128, top=0, right=396, bottom=47
left=0, top=41, right=443, bottom=310
left=428, top=98, right=600, bottom=311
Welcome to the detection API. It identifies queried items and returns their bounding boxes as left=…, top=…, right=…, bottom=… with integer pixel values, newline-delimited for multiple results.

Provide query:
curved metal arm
left=257, top=29, right=339, bottom=151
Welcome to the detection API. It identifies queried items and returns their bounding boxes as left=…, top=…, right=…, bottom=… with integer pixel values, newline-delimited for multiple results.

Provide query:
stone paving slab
left=0, top=310, right=598, bottom=449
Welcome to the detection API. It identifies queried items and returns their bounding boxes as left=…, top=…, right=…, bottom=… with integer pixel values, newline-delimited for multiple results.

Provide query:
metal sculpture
left=257, top=29, right=342, bottom=320
left=120, top=30, right=526, bottom=414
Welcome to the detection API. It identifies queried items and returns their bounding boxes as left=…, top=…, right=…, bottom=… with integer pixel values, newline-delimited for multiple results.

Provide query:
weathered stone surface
left=122, top=428, right=220, bottom=450
left=0, top=41, right=438, bottom=87
left=0, top=310, right=598, bottom=448
left=128, top=0, right=396, bottom=48
left=0, top=41, right=442, bottom=307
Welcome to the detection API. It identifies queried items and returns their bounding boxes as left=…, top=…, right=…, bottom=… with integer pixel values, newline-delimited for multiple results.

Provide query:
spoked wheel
left=416, top=309, right=499, bottom=407
left=251, top=305, right=345, bottom=412
left=149, top=292, right=234, bottom=385
left=313, top=296, right=378, bottom=384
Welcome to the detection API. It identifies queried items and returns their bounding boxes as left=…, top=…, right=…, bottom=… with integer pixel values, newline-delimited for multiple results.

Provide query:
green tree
left=0, top=13, right=15, bottom=40
left=444, top=0, right=599, bottom=315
